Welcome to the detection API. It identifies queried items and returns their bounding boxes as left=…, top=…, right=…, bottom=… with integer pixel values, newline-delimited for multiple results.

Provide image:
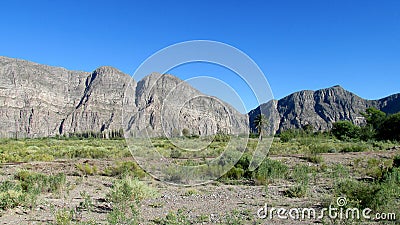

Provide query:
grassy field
left=0, top=134, right=399, bottom=224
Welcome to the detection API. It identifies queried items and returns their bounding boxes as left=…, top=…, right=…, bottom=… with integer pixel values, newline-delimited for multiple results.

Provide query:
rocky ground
left=0, top=149, right=399, bottom=224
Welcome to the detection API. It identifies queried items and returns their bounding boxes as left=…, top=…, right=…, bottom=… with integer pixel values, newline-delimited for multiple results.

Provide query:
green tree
left=253, top=114, right=268, bottom=140
left=378, top=113, right=400, bottom=141
left=331, top=120, right=361, bottom=141
left=360, top=124, right=376, bottom=141
left=361, top=108, right=387, bottom=130
left=359, top=108, right=387, bottom=141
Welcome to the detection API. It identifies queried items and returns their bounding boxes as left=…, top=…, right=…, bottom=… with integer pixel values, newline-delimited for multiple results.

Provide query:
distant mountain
left=248, top=85, right=400, bottom=133
left=0, top=56, right=248, bottom=138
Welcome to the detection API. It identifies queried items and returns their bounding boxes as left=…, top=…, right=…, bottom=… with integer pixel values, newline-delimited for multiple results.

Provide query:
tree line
left=332, top=108, right=400, bottom=141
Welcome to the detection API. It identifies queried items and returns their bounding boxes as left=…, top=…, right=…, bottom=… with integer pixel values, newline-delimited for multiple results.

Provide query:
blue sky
left=1, top=0, right=399, bottom=113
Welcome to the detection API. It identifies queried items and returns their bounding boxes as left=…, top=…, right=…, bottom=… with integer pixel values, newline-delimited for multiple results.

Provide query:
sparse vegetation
left=0, top=113, right=399, bottom=223
left=0, top=170, right=66, bottom=211
left=152, top=208, right=191, bottom=225
left=0, top=138, right=130, bottom=163
left=76, top=163, right=98, bottom=176
left=106, top=176, right=158, bottom=224
left=284, top=184, right=308, bottom=198
left=102, top=161, right=146, bottom=178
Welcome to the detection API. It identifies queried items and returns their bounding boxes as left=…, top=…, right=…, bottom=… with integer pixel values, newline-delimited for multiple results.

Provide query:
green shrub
left=340, top=143, right=368, bottom=152
left=0, top=171, right=66, bottom=211
left=255, top=158, right=289, bottom=184
left=222, top=167, right=245, bottom=180
left=378, top=113, right=400, bottom=141
left=284, top=185, right=307, bottom=198
left=213, top=133, right=230, bottom=142
left=15, top=170, right=66, bottom=194
left=54, top=208, right=75, bottom=225
left=331, top=164, right=349, bottom=179
left=335, top=179, right=381, bottom=209
left=304, top=154, right=324, bottom=164
left=291, top=164, right=312, bottom=185
left=336, top=168, right=400, bottom=210
left=102, top=161, right=146, bottom=178
left=309, top=143, right=336, bottom=154
left=280, top=131, right=294, bottom=143
left=183, top=189, right=198, bottom=197
left=107, top=203, right=139, bottom=225
left=0, top=181, right=28, bottom=210
left=107, top=176, right=158, bottom=203
left=331, top=120, right=361, bottom=141
left=153, top=209, right=191, bottom=225
left=106, top=176, right=158, bottom=224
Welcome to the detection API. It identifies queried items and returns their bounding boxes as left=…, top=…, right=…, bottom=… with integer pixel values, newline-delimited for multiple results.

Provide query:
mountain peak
left=140, top=72, right=183, bottom=84
left=93, top=66, right=126, bottom=76
left=331, top=85, right=343, bottom=89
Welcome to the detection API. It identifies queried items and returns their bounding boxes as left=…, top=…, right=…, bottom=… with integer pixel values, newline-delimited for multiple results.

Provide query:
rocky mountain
left=0, top=56, right=248, bottom=138
left=1, top=56, right=398, bottom=138
left=125, top=72, right=248, bottom=138
left=0, top=56, right=136, bottom=138
left=248, top=85, right=400, bottom=133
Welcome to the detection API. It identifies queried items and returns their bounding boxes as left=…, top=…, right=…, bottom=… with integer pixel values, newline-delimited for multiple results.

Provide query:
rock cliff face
left=248, top=85, right=400, bottom=133
left=126, top=72, right=248, bottom=137
left=0, top=56, right=247, bottom=138
left=1, top=56, right=398, bottom=138
left=0, top=56, right=135, bottom=138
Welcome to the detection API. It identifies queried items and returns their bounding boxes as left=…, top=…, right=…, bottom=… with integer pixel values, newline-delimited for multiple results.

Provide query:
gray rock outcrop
left=0, top=56, right=135, bottom=138
left=1, top=56, right=398, bottom=138
left=0, top=56, right=248, bottom=138
left=248, top=85, right=400, bottom=133
left=126, top=72, right=249, bottom=138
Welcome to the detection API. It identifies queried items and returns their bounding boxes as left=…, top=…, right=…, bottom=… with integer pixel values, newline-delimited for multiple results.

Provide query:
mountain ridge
left=0, top=56, right=248, bottom=138
left=0, top=56, right=398, bottom=137
left=249, top=85, right=400, bottom=133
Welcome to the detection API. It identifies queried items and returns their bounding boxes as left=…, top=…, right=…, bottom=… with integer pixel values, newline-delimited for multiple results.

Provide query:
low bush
left=304, top=154, right=324, bottom=164
left=335, top=179, right=381, bottom=209
left=222, top=167, right=245, bottom=180
left=0, top=181, right=28, bottom=210
left=15, top=170, right=66, bottom=194
left=255, top=158, right=289, bottom=184
left=284, top=184, right=307, bottom=198
left=335, top=167, right=400, bottom=211
left=106, top=176, right=158, bottom=224
left=291, top=164, right=312, bottom=185
left=0, top=171, right=66, bottom=211
left=340, top=143, right=369, bottom=152
left=107, top=176, right=158, bottom=203
left=152, top=208, right=191, bottom=225
left=102, top=161, right=146, bottom=178
left=76, top=163, right=98, bottom=176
